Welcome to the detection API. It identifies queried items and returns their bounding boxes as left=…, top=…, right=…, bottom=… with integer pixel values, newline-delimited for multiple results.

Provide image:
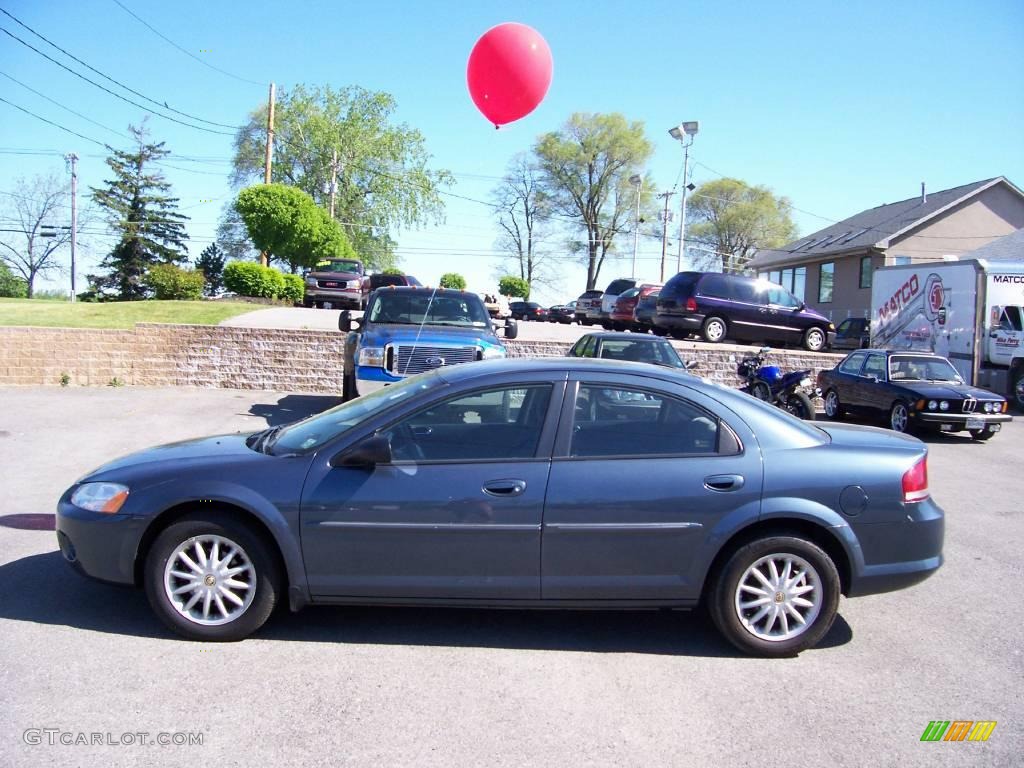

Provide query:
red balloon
left=467, top=23, right=553, bottom=128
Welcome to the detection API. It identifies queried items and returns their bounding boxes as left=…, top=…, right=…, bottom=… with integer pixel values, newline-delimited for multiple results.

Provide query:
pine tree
left=195, top=242, right=226, bottom=296
left=88, top=124, right=189, bottom=299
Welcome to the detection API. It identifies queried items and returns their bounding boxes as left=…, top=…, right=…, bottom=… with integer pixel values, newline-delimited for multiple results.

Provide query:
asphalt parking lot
left=1, top=386, right=1021, bottom=767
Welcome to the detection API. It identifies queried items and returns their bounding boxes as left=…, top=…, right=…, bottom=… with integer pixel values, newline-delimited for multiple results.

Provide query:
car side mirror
left=796, top=301, right=806, bottom=311
left=330, top=434, right=392, bottom=467
left=338, top=310, right=360, bottom=333
left=504, top=318, right=518, bottom=340
left=684, top=360, right=699, bottom=370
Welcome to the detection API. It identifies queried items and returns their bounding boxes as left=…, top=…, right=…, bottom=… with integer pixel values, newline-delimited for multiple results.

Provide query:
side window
left=767, top=288, right=801, bottom=308
left=382, top=385, right=552, bottom=462
left=699, top=274, right=729, bottom=298
left=839, top=352, right=867, bottom=374
left=580, top=336, right=597, bottom=358
left=1000, top=307, right=1022, bottom=332
left=731, top=279, right=759, bottom=303
left=862, top=354, right=886, bottom=379
left=571, top=385, right=731, bottom=457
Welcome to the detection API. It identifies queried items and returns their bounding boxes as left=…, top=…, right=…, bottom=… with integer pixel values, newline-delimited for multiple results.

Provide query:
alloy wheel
left=890, top=403, right=909, bottom=432
left=824, top=390, right=840, bottom=418
left=163, top=535, right=256, bottom=626
left=734, top=553, right=822, bottom=642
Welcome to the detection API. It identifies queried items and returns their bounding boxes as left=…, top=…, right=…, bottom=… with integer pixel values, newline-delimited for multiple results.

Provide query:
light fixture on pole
left=668, top=121, right=699, bottom=272
left=629, top=174, right=643, bottom=279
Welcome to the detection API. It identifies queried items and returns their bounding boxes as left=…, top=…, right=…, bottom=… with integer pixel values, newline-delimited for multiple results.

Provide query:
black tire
left=342, top=371, right=357, bottom=402
left=144, top=513, right=282, bottom=642
left=803, top=327, right=827, bottom=352
left=889, top=401, right=911, bottom=433
left=612, top=322, right=626, bottom=332
left=302, top=299, right=314, bottom=309
left=969, top=429, right=996, bottom=441
left=786, top=391, right=815, bottom=420
left=708, top=536, right=840, bottom=657
left=701, top=316, right=728, bottom=343
left=670, top=329, right=689, bottom=340
left=652, top=326, right=669, bottom=337
left=1012, top=367, right=1024, bottom=412
left=823, top=389, right=843, bottom=420
left=751, top=382, right=771, bottom=401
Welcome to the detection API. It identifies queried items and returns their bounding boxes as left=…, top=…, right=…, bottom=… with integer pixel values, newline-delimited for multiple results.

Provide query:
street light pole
left=629, top=174, right=643, bottom=279
left=65, top=152, right=78, bottom=302
left=668, top=121, right=699, bottom=273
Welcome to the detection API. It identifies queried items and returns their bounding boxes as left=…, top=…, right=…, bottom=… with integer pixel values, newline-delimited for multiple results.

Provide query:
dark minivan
left=655, top=271, right=835, bottom=351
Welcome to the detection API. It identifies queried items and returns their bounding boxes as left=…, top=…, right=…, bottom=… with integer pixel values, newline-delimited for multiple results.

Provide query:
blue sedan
left=56, top=358, right=944, bottom=656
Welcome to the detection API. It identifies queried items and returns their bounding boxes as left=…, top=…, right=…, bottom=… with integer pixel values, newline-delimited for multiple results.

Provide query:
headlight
left=939, top=401, right=949, bottom=411
left=984, top=402, right=994, bottom=413
left=828, top=323, right=835, bottom=331
left=357, top=347, right=385, bottom=367
left=305, top=277, right=316, bottom=286
left=71, top=482, right=129, bottom=513
left=799, top=377, right=812, bottom=388
left=346, top=280, right=361, bottom=289
left=927, top=400, right=937, bottom=410
left=481, top=346, right=506, bottom=360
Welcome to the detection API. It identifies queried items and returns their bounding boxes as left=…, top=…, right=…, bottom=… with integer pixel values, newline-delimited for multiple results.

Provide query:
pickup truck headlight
left=305, top=277, right=316, bottom=286
left=71, top=482, right=129, bottom=513
left=357, top=347, right=385, bottom=367
left=480, top=346, right=506, bottom=360
left=346, top=279, right=361, bottom=289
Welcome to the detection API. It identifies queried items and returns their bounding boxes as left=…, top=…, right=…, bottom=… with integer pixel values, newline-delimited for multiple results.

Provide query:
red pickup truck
left=303, top=259, right=365, bottom=309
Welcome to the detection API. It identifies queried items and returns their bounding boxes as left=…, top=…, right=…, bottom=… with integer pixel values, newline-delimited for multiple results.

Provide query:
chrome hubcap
left=735, top=553, right=821, bottom=642
left=892, top=405, right=908, bottom=431
left=163, top=535, right=256, bottom=626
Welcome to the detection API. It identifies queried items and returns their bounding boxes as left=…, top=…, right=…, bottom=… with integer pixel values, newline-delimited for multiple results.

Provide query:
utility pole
left=65, top=152, right=78, bottom=302
left=329, top=148, right=338, bottom=219
left=657, top=191, right=675, bottom=282
left=677, top=140, right=691, bottom=272
left=261, top=82, right=275, bottom=267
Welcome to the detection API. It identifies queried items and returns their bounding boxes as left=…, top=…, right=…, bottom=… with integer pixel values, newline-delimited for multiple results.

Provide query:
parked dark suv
left=510, top=301, right=548, bottom=321
left=655, top=271, right=836, bottom=351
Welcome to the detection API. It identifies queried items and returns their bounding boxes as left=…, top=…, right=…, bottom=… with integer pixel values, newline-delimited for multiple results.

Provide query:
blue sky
left=1, top=0, right=1022, bottom=305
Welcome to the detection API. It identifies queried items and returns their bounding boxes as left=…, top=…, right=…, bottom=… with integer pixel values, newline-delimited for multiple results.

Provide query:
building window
left=859, top=256, right=873, bottom=289
left=892, top=255, right=911, bottom=266
left=793, top=267, right=806, bottom=301
left=768, top=270, right=781, bottom=285
left=818, top=263, right=834, bottom=303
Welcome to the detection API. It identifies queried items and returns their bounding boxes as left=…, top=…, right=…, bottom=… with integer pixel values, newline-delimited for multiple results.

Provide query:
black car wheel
left=701, top=316, right=728, bottom=343
left=823, top=389, right=843, bottom=420
left=786, top=392, right=815, bottom=420
left=803, top=327, right=827, bottom=352
left=652, top=326, right=669, bottom=337
left=709, top=536, right=840, bottom=657
left=1013, top=367, right=1024, bottom=411
left=342, top=372, right=357, bottom=402
left=889, top=401, right=911, bottom=433
left=144, top=513, right=282, bottom=642
left=969, top=429, right=996, bottom=441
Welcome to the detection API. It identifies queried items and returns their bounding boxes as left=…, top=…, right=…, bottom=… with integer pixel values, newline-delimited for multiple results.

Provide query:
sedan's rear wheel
left=890, top=401, right=910, bottom=433
left=823, top=389, right=843, bottom=419
left=145, top=514, right=281, bottom=641
left=709, top=536, right=840, bottom=657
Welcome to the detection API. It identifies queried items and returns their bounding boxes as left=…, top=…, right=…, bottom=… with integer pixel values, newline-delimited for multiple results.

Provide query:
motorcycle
left=735, top=347, right=819, bottom=420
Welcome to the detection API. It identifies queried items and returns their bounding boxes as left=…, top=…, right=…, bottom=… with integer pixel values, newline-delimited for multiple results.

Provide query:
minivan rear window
left=662, top=272, right=700, bottom=296
left=605, top=279, right=636, bottom=295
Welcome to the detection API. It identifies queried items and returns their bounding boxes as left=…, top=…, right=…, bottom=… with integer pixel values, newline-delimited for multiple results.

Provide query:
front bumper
left=914, top=412, right=1012, bottom=432
left=305, top=287, right=361, bottom=307
left=56, top=496, right=145, bottom=586
left=354, top=365, right=402, bottom=397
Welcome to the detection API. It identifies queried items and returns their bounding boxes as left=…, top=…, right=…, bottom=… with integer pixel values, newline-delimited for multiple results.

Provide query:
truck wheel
left=1013, top=367, right=1024, bottom=412
left=342, top=372, right=357, bottom=402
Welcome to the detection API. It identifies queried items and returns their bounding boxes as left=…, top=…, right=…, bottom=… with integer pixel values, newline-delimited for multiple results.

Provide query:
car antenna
left=400, top=285, right=440, bottom=377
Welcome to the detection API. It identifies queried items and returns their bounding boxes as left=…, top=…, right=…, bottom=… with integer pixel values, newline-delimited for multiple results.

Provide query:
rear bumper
left=846, top=498, right=944, bottom=597
left=654, top=312, right=704, bottom=331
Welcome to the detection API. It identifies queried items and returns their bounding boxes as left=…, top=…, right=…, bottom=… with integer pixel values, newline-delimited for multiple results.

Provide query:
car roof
left=852, top=349, right=944, bottom=357
left=577, top=331, right=670, bottom=342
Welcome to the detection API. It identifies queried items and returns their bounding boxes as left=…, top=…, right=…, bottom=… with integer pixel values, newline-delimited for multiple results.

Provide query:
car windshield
left=889, top=355, right=963, bottom=383
left=598, top=340, right=685, bottom=368
left=316, top=260, right=361, bottom=273
left=368, top=292, right=491, bottom=327
left=270, top=376, right=439, bottom=454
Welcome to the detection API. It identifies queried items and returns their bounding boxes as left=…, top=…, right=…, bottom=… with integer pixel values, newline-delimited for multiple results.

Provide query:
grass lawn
left=0, top=298, right=258, bottom=329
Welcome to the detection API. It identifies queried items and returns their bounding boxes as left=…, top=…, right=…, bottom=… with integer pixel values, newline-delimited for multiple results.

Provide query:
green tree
left=439, top=272, right=466, bottom=290
left=499, top=275, right=530, bottom=300
left=89, top=124, right=189, bottom=299
left=534, top=113, right=654, bottom=290
left=0, top=260, right=27, bottom=298
left=234, top=184, right=356, bottom=273
left=382, top=267, right=403, bottom=275
left=687, top=178, right=798, bottom=274
left=230, top=84, right=452, bottom=268
left=195, top=242, right=226, bottom=296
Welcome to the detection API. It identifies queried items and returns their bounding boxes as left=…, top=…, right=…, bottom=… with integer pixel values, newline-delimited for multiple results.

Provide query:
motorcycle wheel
left=786, top=392, right=815, bottom=420
left=751, top=382, right=771, bottom=401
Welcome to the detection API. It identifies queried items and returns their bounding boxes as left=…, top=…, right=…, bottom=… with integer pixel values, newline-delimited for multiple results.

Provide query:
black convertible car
left=817, top=349, right=1012, bottom=440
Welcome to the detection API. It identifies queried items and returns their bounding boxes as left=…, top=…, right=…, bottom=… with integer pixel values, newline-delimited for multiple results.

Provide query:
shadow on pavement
left=0, top=551, right=853, bottom=657
left=247, top=394, right=343, bottom=427
left=0, top=514, right=55, bottom=530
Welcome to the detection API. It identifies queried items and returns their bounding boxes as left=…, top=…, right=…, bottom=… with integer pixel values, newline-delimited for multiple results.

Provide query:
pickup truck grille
left=389, top=344, right=479, bottom=376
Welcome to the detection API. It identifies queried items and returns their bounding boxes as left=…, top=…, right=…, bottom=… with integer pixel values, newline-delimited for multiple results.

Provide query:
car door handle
left=704, top=474, right=744, bottom=492
left=482, top=479, right=527, bottom=497
left=410, top=426, right=433, bottom=437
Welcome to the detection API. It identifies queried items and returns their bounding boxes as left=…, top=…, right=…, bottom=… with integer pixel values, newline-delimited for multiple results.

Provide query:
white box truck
left=870, top=259, right=1024, bottom=408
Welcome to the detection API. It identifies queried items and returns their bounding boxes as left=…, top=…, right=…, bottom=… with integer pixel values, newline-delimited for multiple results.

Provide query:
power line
left=0, top=70, right=131, bottom=140
left=0, top=23, right=236, bottom=136
left=109, top=0, right=266, bottom=87
left=0, top=96, right=107, bottom=147
left=0, top=7, right=243, bottom=129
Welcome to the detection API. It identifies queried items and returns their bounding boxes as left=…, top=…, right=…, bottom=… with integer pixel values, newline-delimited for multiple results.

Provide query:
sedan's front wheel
left=145, top=514, right=281, bottom=642
left=709, top=536, right=840, bottom=657
left=890, top=401, right=911, bottom=433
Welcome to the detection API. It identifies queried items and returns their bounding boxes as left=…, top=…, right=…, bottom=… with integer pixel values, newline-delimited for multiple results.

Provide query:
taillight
left=902, top=457, right=929, bottom=503
left=685, top=298, right=698, bottom=312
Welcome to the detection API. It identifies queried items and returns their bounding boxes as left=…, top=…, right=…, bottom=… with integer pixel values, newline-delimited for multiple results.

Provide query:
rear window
left=662, top=272, right=700, bottom=297
left=371, top=274, right=407, bottom=289
left=617, top=288, right=640, bottom=300
left=605, top=279, right=636, bottom=295
left=579, top=290, right=603, bottom=300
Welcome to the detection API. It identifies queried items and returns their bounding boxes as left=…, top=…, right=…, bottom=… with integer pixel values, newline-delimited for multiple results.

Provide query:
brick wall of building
left=0, top=323, right=843, bottom=392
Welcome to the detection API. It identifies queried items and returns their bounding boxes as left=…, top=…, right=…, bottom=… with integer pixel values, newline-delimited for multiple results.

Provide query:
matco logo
left=878, top=274, right=920, bottom=323
left=928, top=279, right=944, bottom=314
left=920, top=720, right=996, bottom=742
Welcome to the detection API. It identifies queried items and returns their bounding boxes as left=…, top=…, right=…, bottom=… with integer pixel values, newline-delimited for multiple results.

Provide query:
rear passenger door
left=540, top=373, right=763, bottom=601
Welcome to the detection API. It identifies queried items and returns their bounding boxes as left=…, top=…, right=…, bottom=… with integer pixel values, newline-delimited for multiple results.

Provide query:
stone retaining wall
left=0, top=323, right=843, bottom=392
